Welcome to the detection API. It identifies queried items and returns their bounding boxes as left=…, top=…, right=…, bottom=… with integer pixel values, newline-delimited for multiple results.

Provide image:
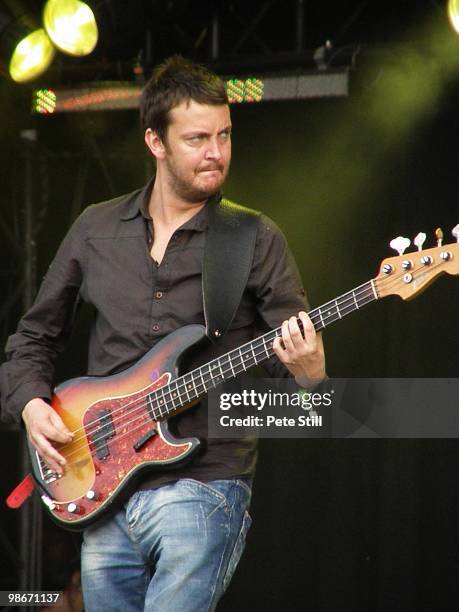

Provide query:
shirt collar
left=120, top=176, right=222, bottom=232
left=120, top=177, right=155, bottom=221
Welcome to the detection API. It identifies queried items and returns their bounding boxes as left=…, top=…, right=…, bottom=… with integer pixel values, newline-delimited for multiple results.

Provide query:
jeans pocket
left=222, top=510, right=252, bottom=593
left=235, top=478, right=252, bottom=499
left=125, top=490, right=146, bottom=530
left=181, top=478, right=229, bottom=506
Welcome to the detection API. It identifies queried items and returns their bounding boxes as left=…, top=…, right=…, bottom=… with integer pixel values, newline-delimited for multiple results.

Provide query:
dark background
left=1, top=1, right=458, bottom=610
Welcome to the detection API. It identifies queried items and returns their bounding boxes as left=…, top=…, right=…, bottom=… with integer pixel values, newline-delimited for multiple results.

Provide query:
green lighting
left=244, top=78, right=264, bottom=102
left=32, top=88, right=57, bottom=114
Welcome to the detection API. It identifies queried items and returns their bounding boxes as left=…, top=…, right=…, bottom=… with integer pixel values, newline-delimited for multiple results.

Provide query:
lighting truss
left=31, top=69, right=349, bottom=114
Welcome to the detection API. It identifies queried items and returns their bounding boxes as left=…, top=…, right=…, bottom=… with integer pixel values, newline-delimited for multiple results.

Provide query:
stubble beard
left=165, top=157, right=229, bottom=204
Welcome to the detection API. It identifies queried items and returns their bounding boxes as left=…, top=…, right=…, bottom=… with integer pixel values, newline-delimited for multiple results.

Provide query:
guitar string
left=56, top=279, right=375, bottom=444
left=53, top=285, right=380, bottom=468
left=42, top=248, right=459, bottom=467
left=47, top=262, right=442, bottom=471
left=68, top=254, right=445, bottom=456
left=51, top=273, right=411, bottom=468
left=49, top=270, right=413, bottom=469
left=48, top=289, right=378, bottom=472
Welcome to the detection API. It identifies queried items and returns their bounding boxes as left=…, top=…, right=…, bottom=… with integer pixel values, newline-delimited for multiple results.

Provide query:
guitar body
left=30, top=324, right=207, bottom=529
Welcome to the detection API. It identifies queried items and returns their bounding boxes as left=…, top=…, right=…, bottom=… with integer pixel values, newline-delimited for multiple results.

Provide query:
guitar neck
left=147, top=279, right=378, bottom=420
left=303, top=279, right=378, bottom=333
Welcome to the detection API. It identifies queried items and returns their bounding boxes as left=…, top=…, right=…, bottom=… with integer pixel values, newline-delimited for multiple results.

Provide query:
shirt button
left=152, top=324, right=160, bottom=332
left=154, top=291, right=163, bottom=299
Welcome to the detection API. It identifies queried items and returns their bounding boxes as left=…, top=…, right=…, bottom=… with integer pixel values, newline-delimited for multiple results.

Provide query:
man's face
left=160, top=100, right=232, bottom=203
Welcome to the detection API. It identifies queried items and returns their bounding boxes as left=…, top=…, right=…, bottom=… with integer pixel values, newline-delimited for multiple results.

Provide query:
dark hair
left=140, top=55, right=228, bottom=141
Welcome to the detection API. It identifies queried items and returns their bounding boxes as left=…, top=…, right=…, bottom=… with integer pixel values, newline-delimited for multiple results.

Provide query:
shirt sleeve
left=247, top=214, right=310, bottom=380
left=0, top=211, right=88, bottom=424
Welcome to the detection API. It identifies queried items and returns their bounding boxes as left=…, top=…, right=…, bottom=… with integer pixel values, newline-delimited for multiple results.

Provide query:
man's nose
left=205, top=139, right=223, bottom=160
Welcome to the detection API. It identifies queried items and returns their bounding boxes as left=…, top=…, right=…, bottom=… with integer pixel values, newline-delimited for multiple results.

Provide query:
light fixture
left=43, top=0, right=98, bottom=57
left=448, top=0, right=459, bottom=35
left=0, top=4, right=55, bottom=83
left=32, top=87, right=57, bottom=113
left=9, top=28, right=55, bottom=83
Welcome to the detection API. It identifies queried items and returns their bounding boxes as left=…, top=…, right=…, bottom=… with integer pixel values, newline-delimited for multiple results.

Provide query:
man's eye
left=188, top=136, right=202, bottom=144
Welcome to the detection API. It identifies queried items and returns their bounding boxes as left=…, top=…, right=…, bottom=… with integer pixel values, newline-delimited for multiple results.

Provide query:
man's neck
left=148, top=178, right=206, bottom=229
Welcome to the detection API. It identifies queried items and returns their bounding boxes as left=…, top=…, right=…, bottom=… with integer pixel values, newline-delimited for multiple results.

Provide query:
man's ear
left=145, top=129, right=166, bottom=159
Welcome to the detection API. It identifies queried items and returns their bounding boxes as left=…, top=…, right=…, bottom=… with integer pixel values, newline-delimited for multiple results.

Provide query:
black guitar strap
left=203, top=197, right=260, bottom=343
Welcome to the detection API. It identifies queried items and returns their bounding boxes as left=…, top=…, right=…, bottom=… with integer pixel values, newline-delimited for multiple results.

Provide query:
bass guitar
left=13, top=233, right=459, bottom=528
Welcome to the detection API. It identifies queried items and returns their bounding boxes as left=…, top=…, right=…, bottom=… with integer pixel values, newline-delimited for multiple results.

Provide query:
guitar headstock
left=374, top=239, right=459, bottom=301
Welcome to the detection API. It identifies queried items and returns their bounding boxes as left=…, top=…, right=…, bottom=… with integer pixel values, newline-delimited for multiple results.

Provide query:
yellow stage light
left=43, top=0, right=98, bottom=57
left=9, top=28, right=55, bottom=83
left=448, top=0, right=459, bottom=35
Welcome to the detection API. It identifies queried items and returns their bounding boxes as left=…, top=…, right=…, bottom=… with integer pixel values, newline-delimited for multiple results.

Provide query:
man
left=1, top=56, right=325, bottom=611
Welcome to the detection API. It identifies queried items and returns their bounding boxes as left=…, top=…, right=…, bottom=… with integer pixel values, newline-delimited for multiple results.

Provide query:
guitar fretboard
left=147, top=280, right=378, bottom=419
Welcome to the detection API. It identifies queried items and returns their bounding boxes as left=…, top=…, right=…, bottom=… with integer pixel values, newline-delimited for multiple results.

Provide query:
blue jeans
left=81, top=478, right=252, bottom=612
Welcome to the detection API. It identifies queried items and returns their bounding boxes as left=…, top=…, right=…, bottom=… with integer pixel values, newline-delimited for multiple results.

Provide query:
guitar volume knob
left=41, top=495, right=56, bottom=511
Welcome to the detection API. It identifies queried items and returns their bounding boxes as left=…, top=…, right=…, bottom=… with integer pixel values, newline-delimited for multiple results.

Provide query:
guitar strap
left=203, top=197, right=260, bottom=343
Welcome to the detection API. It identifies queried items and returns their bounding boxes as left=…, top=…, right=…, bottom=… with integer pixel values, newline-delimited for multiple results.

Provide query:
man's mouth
left=198, top=166, right=223, bottom=174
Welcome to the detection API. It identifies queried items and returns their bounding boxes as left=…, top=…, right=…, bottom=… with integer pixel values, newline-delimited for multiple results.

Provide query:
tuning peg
left=414, top=232, right=426, bottom=251
left=435, top=227, right=443, bottom=247
left=389, top=236, right=411, bottom=256
left=453, top=224, right=459, bottom=243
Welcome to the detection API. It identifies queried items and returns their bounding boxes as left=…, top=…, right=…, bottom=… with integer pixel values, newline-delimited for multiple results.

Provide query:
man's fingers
left=49, top=412, right=73, bottom=441
left=272, top=335, right=285, bottom=357
left=288, top=315, right=307, bottom=350
left=33, top=433, right=67, bottom=474
left=280, top=313, right=317, bottom=355
left=41, top=420, right=73, bottom=444
left=22, top=399, right=73, bottom=475
left=281, top=319, right=295, bottom=352
left=298, top=311, right=317, bottom=348
left=272, top=312, right=326, bottom=382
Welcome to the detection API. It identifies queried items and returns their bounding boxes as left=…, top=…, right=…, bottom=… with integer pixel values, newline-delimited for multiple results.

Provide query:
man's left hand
left=272, top=311, right=326, bottom=387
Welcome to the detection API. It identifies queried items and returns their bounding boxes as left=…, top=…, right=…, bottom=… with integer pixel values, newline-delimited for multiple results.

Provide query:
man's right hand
left=22, top=398, right=73, bottom=475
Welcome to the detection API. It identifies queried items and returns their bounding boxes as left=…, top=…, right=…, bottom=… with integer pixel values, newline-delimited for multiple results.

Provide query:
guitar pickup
left=94, top=439, right=110, bottom=460
left=98, top=409, right=115, bottom=438
left=133, top=429, right=157, bottom=452
left=91, top=409, right=115, bottom=460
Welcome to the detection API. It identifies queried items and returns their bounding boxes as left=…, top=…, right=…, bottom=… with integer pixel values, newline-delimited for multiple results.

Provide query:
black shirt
left=1, top=180, right=307, bottom=487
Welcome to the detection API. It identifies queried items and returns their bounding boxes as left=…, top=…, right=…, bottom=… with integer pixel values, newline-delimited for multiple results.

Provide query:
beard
left=165, top=156, right=229, bottom=203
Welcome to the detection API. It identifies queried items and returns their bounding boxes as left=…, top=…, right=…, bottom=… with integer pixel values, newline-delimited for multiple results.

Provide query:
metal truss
left=0, top=131, right=131, bottom=602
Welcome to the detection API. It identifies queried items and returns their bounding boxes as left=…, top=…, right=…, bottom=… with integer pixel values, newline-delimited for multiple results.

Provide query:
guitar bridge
left=36, top=451, right=62, bottom=485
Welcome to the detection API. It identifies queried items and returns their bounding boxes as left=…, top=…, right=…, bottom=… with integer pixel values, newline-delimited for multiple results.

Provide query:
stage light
left=9, top=28, right=55, bottom=83
left=43, top=0, right=98, bottom=57
left=448, top=0, right=459, bottom=34
left=32, top=87, right=57, bottom=113
left=0, top=3, right=55, bottom=83
left=226, top=78, right=264, bottom=104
